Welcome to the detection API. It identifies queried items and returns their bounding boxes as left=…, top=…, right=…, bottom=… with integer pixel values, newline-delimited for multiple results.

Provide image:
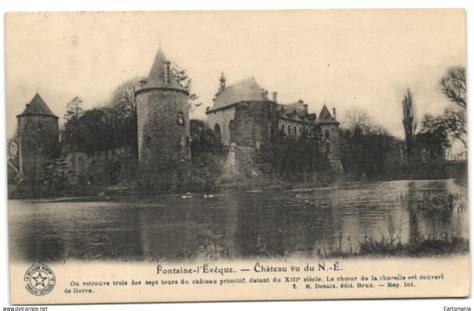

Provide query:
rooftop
left=137, top=47, right=187, bottom=93
left=210, top=77, right=269, bottom=111
left=17, top=93, right=58, bottom=118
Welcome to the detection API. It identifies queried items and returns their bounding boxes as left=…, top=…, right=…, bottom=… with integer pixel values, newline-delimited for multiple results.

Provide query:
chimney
left=272, top=91, right=278, bottom=102
left=219, top=72, right=226, bottom=91
left=164, top=61, right=171, bottom=84
left=333, top=108, right=336, bottom=120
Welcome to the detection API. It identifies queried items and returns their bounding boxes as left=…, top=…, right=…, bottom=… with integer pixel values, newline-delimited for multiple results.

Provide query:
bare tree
left=422, top=109, right=467, bottom=149
left=402, top=88, right=417, bottom=156
left=109, top=77, right=142, bottom=119
left=342, top=107, right=373, bottom=134
left=438, top=66, right=467, bottom=149
left=440, top=66, right=466, bottom=109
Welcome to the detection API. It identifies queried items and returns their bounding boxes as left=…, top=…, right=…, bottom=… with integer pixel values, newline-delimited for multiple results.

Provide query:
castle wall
left=17, top=114, right=58, bottom=183
left=232, top=101, right=278, bottom=149
left=206, top=106, right=236, bottom=146
left=136, top=88, right=191, bottom=184
left=64, top=146, right=138, bottom=185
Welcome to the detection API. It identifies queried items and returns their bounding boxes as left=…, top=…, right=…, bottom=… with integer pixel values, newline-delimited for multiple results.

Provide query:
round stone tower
left=16, top=93, right=59, bottom=186
left=135, top=47, right=191, bottom=188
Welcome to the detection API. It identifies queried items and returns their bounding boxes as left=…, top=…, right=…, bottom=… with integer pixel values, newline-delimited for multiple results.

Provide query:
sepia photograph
left=4, top=8, right=469, bottom=304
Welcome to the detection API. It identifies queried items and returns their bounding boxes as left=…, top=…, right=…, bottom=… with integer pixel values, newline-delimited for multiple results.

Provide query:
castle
left=206, top=74, right=343, bottom=171
left=14, top=48, right=343, bottom=190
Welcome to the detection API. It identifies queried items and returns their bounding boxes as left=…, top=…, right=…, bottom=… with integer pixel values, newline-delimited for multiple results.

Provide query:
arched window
left=294, top=126, right=297, bottom=135
left=325, top=129, right=330, bottom=138
left=326, top=142, right=331, bottom=154
left=287, top=125, right=291, bottom=135
left=214, top=124, right=221, bottom=142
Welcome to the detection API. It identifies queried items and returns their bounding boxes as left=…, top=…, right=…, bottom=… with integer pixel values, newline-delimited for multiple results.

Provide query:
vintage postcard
left=6, top=9, right=468, bottom=304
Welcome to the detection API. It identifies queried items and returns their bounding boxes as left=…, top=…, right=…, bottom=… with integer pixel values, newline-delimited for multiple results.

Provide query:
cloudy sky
left=6, top=10, right=465, bottom=138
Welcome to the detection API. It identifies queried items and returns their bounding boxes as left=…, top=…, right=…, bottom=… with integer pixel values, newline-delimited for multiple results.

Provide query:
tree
left=342, top=107, right=373, bottom=134
left=440, top=66, right=466, bottom=109
left=109, top=77, right=141, bottom=119
left=340, top=107, right=397, bottom=178
left=439, top=66, right=467, bottom=149
left=64, top=96, right=84, bottom=122
left=441, top=109, right=466, bottom=148
left=171, top=63, right=201, bottom=110
left=416, top=114, right=451, bottom=160
left=420, top=109, right=466, bottom=149
left=107, top=77, right=142, bottom=149
left=63, top=97, right=85, bottom=152
left=402, top=88, right=417, bottom=156
left=190, top=119, right=223, bottom=156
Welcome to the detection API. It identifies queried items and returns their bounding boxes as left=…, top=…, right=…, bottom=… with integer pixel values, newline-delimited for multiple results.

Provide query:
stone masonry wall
left=136, top=88, right=191, bottom=187
left=65, top=146, right=137, bottom=186
left=232, top=101, right=279, bottom=149
left=206, top=107, right=236, bottom=146
left=17, top=114, right=59, bottom=183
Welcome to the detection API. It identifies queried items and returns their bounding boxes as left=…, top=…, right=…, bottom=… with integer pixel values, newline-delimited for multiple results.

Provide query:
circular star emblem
left=24, top=263, right=56, bottom=296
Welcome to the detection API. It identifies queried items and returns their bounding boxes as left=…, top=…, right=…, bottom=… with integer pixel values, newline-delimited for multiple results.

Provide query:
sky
left=5, top=10, right=466, bottom=139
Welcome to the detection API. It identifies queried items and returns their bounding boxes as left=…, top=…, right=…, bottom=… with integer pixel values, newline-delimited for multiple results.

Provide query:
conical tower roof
left=317, top=105, right=338, bottom=124
left=148, top=47, right=168, bottom=81
left=17, top=93, right=58, bottom=118
left=137, top=47, right=187, bottom=93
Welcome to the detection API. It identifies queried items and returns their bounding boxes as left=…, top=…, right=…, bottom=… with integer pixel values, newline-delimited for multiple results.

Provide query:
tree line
left=340, top=66, right=466, bottom=180
left=61, top=63, right=199, bottom=155
left=59, top=65, right=466, bottom=184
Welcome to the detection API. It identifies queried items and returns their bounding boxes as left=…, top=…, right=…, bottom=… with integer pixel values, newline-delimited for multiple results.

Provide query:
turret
left=134, top=47, right=191, bottom=190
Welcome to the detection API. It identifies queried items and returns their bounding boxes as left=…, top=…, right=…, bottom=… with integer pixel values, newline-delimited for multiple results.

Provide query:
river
left=9, top=179, right=468, bottom=262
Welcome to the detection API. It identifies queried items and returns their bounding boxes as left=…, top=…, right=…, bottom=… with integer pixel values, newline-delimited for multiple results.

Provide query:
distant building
left=206, top=75, right=277, bottom=149
left=277, top=99, right=317, bottom=138
left=14, top=51, right=344, bottom=193
left=16, top=93, right=59, bottom=185
left=206, top=74, right=343, bottom=171
left=135, top=47, right=191, bottom=186
left=316, top=105, right=342, bottom=171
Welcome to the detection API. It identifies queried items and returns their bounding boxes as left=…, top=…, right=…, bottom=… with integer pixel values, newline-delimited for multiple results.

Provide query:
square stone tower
left=16, top=93, right=59, bottom=186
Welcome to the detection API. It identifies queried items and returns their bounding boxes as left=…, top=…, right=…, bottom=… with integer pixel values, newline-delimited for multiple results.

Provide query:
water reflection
left=9, top=179, right=468, bottom=262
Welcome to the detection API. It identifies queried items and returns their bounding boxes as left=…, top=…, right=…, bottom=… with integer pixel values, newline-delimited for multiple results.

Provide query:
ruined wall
left=136, top=88, right=190, bottom=186
left=232, top=101, right=279, bottom=149
left=65, top=146, right=138, bottom=186
left=17, top=114, right=59, bottom=183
